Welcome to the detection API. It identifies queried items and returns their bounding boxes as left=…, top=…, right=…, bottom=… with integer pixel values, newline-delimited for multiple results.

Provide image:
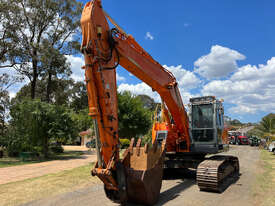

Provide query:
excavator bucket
left=121, top=138, right=166, bottom=205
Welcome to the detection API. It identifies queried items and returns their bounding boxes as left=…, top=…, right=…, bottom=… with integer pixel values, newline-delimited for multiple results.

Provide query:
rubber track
left=196, top=155, right=239, bottom=192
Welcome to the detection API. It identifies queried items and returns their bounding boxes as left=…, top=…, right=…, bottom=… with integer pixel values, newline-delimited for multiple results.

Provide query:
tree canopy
left=0, top=0, right=82, bottom=99
left=258, top=113, right=275, bottom=136
left=118, top=91, right=152, bottom=138
left=0, top=0, right=159, bottom=156
left=8, top=99, right=78, bottom=157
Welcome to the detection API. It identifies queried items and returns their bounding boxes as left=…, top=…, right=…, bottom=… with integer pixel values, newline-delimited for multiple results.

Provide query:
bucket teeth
left=144, top=143, right=149, bottom=153
left=136, top=138, right=142, bottom=156
left=98, top=138, right=165, bottom=205
left=120, top=138, right=165, bottom=205
left=129, top=138, right=135, bottom=154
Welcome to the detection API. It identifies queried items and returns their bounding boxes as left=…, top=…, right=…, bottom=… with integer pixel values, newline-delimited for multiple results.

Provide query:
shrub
left=118, top=91, right=152, bottom=138
left=49, top=144, right=64, bottom=154
left=120, top=138, right=130, bottom=149
left=8, top=99, right=77, bottom=157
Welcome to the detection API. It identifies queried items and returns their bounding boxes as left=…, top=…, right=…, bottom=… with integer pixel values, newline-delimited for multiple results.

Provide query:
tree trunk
left=43, top=135, right=49, bottom=159
left=31, top=78, right=36, bottom=99
left=31, top=51, right=38, bottom=99
left=46, top=71, right=52, bottom=103
left=0, top=117, right=4, bottom=137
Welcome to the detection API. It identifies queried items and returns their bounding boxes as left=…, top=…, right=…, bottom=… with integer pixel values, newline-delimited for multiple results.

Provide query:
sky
left=3, top=0, right=275, bottom=123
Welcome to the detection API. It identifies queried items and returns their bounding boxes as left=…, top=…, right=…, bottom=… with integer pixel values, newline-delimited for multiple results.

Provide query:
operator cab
left=156, top=130, right=168, bottom=145
left=190, top=96, right=226, bottom=154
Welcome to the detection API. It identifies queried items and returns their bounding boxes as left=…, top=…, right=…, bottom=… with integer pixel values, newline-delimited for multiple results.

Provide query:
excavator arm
left=80, top=0, right=190, bottom=204
left=114, top=31, right=191, bottom=152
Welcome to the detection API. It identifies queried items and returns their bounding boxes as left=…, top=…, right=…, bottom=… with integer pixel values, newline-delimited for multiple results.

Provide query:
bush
left=118, top=91, right=152, bottom=138
left=5, top=132, right=23, bottom=157
left=141, top=136, right=152, bottom=146
left=120, top=138, right=130, bottom=149
left=49, top=144, right=64, bottom=154
left=0, top=147, right=3, bottom=158
left=8, top=99, right=77, bottom=157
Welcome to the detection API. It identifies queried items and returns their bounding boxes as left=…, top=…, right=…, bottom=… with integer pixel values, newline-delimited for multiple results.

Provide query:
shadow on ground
left=126, top=168, right=196, bottom=206
left=163, top=168, right=196, bottom=180
left=126, top=167, right=241, bottom=206
left=200, top=173, right=241, bottom=194
left=52, top=150, right=94, bottom=160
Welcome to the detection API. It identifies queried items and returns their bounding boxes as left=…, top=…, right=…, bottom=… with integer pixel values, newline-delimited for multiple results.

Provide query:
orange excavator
left=80, top=1, right=239, bottom=205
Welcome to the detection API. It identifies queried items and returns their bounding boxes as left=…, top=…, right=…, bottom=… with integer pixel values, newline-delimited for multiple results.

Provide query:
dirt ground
left=0, top=147, right=96, bottom=185
left=22, top=145, right=261, bottom=206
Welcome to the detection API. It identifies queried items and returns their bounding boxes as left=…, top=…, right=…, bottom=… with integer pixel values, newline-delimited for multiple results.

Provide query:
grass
left=0, top=163, right=98, bottom=206
left=0, top=150, right=85, bottom=168
left=252, top=149, right=275, bottom=206
left=0, top=157, right=41, bottom=168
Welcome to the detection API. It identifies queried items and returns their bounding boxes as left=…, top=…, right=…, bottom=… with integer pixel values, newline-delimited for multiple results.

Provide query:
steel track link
left=196, top=155, right=239, bottom=192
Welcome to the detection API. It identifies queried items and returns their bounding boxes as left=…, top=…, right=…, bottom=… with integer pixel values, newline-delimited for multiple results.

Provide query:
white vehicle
left=268, top=141, right=275, bottom=152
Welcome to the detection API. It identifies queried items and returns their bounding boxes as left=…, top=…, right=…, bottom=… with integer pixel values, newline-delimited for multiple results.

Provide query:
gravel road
left=23, top=145, right=260, bottom=206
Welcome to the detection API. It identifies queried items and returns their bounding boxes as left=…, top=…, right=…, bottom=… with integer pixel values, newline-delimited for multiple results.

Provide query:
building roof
left=79, top=128, right=93, bottom=137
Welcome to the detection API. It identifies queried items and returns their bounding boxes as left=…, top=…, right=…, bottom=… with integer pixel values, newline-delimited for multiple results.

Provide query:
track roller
left=196, top=155, right=239, bottom=192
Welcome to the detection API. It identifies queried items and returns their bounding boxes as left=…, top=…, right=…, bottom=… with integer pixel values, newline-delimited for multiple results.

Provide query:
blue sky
left=95, top=0, right=275, bottom=123
left=3, top=0, right=275, bottom=123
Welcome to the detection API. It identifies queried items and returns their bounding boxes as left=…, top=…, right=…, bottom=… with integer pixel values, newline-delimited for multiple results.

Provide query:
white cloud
left=116, top=73, right=125, bottom=82
left=2, top=41, right=274, bottom=120
left=118, top=82, right=194, bottom=105
left=228, top=105, right=258, bottom=115
left=118, top=82, right=161, bottom=102
left=231, top=57, right=275, bottom=82
left=65, top=55, right=85, bottom=82
left=0, top=55, right=84, bottom=98
left=66, top=56, right=127, bottom=83
left=118, top=65, right=198, bottom=104
left=145, top=32, right=154, bottom=40
left=9, top=91, right=16, bottom=99
left=194, top=45, right=246, bottom=79
left=0, top=64, right=28, bottom=99
left=163, top=65, right=200, bottom=89
left=202, top=57, right=275, bottom=114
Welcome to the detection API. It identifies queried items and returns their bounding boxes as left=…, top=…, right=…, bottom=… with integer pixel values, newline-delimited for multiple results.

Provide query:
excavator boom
left=80, top=1, right=172, bottom=204
left=80, top=0, right=239, bottom=204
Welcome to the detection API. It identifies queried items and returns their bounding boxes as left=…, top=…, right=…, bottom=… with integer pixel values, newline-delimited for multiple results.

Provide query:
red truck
left=228, top=132, right=249, bottom=145
left=236, top=135, right=249, bottom=145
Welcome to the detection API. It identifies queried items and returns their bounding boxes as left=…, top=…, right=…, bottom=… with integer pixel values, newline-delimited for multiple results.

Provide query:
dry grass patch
left=0, top=163, right=99, bottom=206
left=252, top=150, right=275, bottom=206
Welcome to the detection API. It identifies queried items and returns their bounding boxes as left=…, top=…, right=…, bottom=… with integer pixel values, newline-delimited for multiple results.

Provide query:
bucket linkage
left=92, top=138, right=166, bottom=205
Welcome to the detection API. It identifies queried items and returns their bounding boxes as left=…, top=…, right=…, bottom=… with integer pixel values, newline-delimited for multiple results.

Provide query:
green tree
left=71, top=108, right=93, bottom=134
left=0, top=74, right=20, bottom=137
left=118, top=91, right=152, bottom=138
left=246, top=127, right=264, bottom=138
left=1, top=0, right=82, bottom=99
left=70, top=82, right=88, bottom=112
left=0, top=1, right=21, bottom=67
left=12, top=78, right=74, bottom=105
left=137, top=94, right=157, bottom=111
left=40, top=44, right=71, bottom=103
left=0, top=90, right=9, bottom=137
left=230, top=119, right=243, bottom=126
left=9, top=99, right=77, bottom=157
left=257, top=113, right=275, bottom=136
left=13, top=79, right=88, bottom=110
